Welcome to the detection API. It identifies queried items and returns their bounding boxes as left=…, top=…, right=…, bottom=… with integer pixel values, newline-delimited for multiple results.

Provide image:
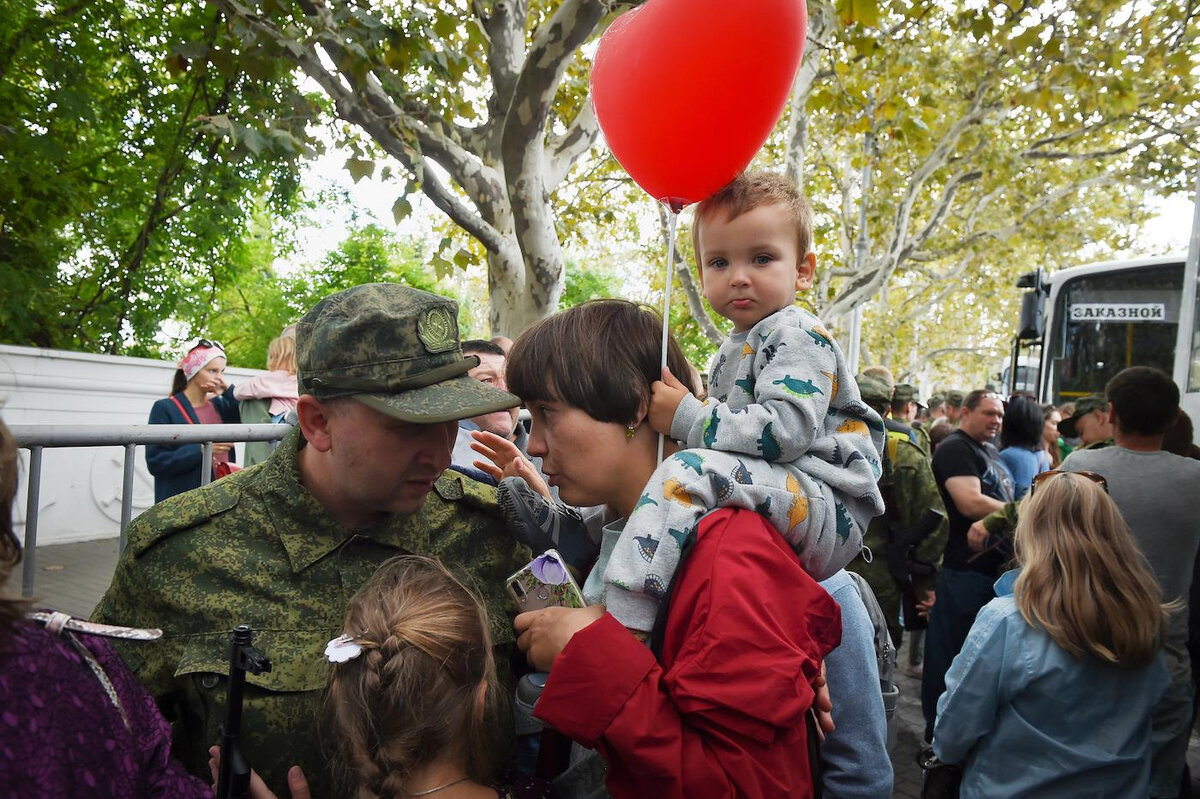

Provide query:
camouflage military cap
left=945, top=390, right=965, bottom=408
left=856, top=372, right=894, bottom=404
left=297, top=283, right=519, bottom=423
left=928, top=392, right=945, bottom=408
left=1057, top=394, right=1107, bottom=439
left=894, top=383, right=925, bottom=408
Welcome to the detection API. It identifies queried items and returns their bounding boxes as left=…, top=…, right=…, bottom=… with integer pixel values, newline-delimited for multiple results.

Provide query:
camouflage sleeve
left=895, top=451, right=949, bottom=572
left=982, top=502, right=1019, bottom=538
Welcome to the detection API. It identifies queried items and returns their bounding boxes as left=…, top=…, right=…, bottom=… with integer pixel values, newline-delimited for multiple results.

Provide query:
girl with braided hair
left=235, top=555, right=552, bottom=799
left=327, top=555, right=548, bottom=799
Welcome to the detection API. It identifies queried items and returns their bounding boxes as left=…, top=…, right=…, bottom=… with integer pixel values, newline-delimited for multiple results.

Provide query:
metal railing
left=9, top=424, right=288, bottom=597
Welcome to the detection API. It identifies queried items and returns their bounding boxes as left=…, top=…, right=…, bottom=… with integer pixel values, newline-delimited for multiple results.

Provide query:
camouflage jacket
left=848, top=430, right=948, bottom=641
left=91, top=426, right=529, bottom=798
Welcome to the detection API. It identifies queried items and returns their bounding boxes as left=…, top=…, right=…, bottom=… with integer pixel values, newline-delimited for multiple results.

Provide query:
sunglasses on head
left=189, top=339, right=224, bottom=352
left=1029, top=469, right=1108, bottom=495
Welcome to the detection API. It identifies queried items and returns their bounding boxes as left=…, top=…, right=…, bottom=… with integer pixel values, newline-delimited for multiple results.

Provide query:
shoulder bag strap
left=169, top=394, right=196, bottom=424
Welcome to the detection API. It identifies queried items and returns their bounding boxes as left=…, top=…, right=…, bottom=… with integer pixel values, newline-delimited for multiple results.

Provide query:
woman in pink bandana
left=146, top=339, right=241, bottom=503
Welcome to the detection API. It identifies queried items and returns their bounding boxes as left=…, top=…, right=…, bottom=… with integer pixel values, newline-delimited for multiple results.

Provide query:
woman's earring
left=626, top=425, right=637, bottom=440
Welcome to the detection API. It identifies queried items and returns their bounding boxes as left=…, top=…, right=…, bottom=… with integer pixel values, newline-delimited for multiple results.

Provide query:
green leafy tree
left=0, top=0, right=312, bottom=355
left=203, top=221, right=467, bottom=368
left=208, top=0, right=640, bottom=336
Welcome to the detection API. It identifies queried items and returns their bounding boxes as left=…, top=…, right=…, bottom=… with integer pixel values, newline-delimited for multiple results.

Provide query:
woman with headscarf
left=146, top=338, right=240, bottom=502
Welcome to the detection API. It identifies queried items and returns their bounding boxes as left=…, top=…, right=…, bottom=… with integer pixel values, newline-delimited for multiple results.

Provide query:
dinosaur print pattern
left=836, top=419, right=871, bottom=437
left=710, top=354, right=728, bottom=387
left=702, top=408, right=721, bottom=447
left=820, top=370, right=838, bottom=401
left=602, top=304, right=884, bottom=634
left=773, top=375, right=823, bottom=398
left=787, top=472, right=809, bottom=530
left=675, top=451, right=705, bottom=475
left=635, top=493, right=659, bottom=510
left=758, top=423, right=783, bottom=461
left=635, top=534, right=659, bottom=562
left=664, top=478, right=697, bottom=507
left=806, top=328, right=833, bottom=348
left=761, top=341, right=788, bottom=364
left=835, top=501, right=854, bottom=542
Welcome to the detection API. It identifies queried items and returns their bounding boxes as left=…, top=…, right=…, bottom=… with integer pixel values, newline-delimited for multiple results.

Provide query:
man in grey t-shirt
left=1062, top=366, right=1200, bottom=799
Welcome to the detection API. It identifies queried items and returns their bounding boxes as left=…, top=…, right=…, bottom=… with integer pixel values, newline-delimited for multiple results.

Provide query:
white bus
left=1009, top=252, right=1200, bottom=430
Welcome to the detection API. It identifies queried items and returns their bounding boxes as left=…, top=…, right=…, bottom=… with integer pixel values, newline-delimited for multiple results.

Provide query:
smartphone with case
left=506, top=549, right=586, bottom=612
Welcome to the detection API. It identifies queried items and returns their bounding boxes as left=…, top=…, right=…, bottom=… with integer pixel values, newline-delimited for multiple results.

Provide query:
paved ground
left=8, top=537, right=1200, bottom=796
left=5, top=537, right=121, bottom=619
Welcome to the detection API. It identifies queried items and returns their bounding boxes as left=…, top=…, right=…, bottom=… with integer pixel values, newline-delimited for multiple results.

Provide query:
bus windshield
left=1045, top=263, right=1184, bottom=404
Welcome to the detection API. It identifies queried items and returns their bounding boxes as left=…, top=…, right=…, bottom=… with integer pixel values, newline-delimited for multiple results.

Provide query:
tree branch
left=545, top=99, right=600, bottom=189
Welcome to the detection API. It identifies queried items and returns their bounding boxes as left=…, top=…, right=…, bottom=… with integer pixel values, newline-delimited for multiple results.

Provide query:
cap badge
left=417, top=306, right=457, bottom=354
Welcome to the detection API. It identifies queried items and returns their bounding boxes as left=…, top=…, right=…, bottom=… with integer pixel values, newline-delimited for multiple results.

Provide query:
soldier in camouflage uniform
left=893, top=382, right=931, bottom=455
left=944, top=390, right=965, bottom=427
left=846, top=373, right=948, bottom=647
left=92, top=284, right=531, bottom=798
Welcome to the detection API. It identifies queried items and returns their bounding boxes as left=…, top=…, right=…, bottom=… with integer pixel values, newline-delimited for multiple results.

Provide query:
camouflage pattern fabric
left=847, top=430, right=948, bottom=645
left=911, top=422, right=932, bottom=456
left=91, top=425, right=529, bottom=798
left=296, top=283, right=519, bottom=424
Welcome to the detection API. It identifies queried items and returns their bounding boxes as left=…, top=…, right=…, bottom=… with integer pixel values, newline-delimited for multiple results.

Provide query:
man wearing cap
left=849, top=372, right=948, bottom=648
left=892, top=383, right=931, bottom=454
left=92, top=284, right=531, bottom=797
left=928, top=392, right=947, bottom=422
left=1057, top=393, right=1113, bottom=449
left=943, top=390, right=965, bottom=427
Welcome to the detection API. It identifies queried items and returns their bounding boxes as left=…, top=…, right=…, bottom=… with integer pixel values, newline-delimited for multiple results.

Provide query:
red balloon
left=590, top=0, right=807, bottom=211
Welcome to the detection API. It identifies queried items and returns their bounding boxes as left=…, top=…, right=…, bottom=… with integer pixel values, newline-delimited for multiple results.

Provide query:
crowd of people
left=2, top=169, right=1198, bottom=799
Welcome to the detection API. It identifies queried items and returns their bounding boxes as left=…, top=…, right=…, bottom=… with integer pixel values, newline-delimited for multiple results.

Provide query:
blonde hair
left=1014, top=473, right=1167, bottom=668
left=691, top=170, right=814, bottom=267
left=267, top=333, right=297, bottom=374
left=325, top=556, right=498, bottom=799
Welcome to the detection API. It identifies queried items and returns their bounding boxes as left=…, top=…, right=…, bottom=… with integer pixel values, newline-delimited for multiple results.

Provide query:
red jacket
left=534, top=508, right=842, bottom=799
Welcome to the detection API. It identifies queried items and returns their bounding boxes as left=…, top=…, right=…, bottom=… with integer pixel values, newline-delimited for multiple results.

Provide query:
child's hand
left=470, top=430, right=553, bottom=500
left=649, top=367, right=691, bottom=435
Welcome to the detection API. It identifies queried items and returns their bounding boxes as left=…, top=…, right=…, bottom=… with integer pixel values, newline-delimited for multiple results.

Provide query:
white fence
left=0, top=344, right=268, bottom=545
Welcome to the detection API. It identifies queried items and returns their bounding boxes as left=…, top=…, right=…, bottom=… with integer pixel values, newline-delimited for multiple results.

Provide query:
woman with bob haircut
left=497, top=299, right=841, bottom=799
left=933, top=470, right=1170, bottom=797
left=997, top=393, right=1050, bottom=499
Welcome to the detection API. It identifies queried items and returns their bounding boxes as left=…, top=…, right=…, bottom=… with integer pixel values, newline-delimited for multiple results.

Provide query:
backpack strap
left=844, top=570, right=897, bottom=689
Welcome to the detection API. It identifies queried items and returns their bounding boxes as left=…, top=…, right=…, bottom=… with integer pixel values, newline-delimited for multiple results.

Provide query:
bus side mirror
left=1017, top=290, right=1044, bottom=340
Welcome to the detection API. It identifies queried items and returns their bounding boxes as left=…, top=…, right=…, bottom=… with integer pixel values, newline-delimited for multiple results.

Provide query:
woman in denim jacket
left=933, top=471, right=1169, bottom=797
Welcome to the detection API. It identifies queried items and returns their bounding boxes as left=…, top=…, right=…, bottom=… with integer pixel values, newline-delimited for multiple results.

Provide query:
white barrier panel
left=0, top=344, right=267, bottom=544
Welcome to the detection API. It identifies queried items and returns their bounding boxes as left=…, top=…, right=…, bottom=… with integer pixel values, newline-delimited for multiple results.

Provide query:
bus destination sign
left=1069, top=303, right=1168, bottom=323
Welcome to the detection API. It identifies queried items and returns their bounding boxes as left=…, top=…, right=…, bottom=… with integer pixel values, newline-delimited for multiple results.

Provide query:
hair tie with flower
left=325, top=633, right=364, bottom=664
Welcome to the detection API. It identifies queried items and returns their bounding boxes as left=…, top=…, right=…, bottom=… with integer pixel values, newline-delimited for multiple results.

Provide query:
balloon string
left=657, top=204, right=679, bottom=465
